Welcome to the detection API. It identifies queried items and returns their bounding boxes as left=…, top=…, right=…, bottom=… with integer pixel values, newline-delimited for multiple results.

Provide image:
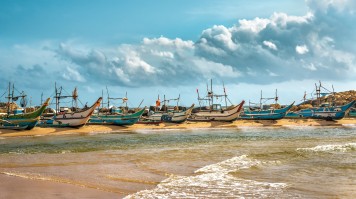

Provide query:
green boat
left=0, top=83, right=50, bottom=130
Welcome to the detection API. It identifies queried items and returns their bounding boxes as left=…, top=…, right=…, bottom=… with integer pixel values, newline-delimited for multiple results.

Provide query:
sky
left=1, top=0, right=356, bottom=108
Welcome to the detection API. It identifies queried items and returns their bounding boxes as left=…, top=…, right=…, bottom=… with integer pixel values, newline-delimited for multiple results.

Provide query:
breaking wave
left=297, top=143, right=356, bottom=153
left=124, top=155, right=288, bottom=198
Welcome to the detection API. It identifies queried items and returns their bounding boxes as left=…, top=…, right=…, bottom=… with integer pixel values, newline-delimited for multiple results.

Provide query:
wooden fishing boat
left=289, top=101, right=355, bottom=120
left=145, top=95, right=194, bottom=123
left=239, top=89, right=294, bottom=120
left=88, top=107, right=145, bottom=126
left=240, top=102, right=294, bottom=120
left=189, top=101, right=245, bottom=122
left=0, top=83, right=50, bottom=130
left=38, top=85, right=102, bottom=128
left=88, top=87, right=145, bottom=126
left=189, top=79, right=244, bottom=122
left=286, top=82, right=355, bottom=120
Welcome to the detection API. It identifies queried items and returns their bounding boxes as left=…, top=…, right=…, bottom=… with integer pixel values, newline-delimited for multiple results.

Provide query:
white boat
left=145, top=95, right=194, bottom=123
left=189, top=79, right=245, bottom=122
left=39, top=85, right=102, bottom=127
left=189, top=101, right=244, bottom=122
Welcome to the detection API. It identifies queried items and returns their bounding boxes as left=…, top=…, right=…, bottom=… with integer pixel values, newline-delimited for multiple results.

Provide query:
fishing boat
left=290, top=101, right=355, bottom=120
left=189, top=79, right=245, bottom=122
left=38, top=84, right=102, bottom=127
left=240, top=103, right=294, bottom=120
left=0, top=83, right=50, bottom=130
left=239, top=90, right=294, bottom=120
left=145, top=95, right=194, bottom=123
left=89, top=108, right=145, bottom=125
left=286, top=82, right=355, bottom=120
left=88, top=88, right=145, bottom=126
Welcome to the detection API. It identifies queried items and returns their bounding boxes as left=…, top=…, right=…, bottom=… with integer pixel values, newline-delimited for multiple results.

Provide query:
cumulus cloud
left=62, top=66, right=86, bottom=82
left=296, top=45, right=309, bottom=54
left=2, top=0, right=356, bottom=92
left=263, top=41, right=278, bottom=50
left=195, top=0, right=356, bottom=83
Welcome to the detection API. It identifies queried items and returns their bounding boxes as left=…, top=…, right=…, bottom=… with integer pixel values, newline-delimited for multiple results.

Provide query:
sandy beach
left=1, top=118, right=355, bottom=138
left=1, top=118, right=356, bottom=198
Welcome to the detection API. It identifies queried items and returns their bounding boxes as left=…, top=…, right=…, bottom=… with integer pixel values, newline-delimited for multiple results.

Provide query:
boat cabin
left=212, top=104, right=222, bottom=111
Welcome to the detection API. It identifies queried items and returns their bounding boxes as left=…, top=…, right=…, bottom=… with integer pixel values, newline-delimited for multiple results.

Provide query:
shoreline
left=1, top=118, right=355, bottom=138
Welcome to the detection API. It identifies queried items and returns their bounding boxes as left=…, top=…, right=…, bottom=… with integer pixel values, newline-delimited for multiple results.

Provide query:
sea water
left=0, top=126, right=355, bottom=198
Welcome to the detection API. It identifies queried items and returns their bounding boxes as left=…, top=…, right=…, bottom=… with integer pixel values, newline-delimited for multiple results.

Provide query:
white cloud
left=1, top=0, right=356, bottom=93
left=307, top=0, right=356, bottom=13
left=270, top=12, right=313, bottom=27
left=237, top=17, right=270, bottom=33
left=124, top=50, right=156, bottom=74
left=193, top=58, right=241, bottom=78
left=263, top=41, right=278, bottom=50
left=62, top=66, right=86, bottom=82
left=296, top=45, right=309, bottom=54
left=143, top=36, right=194, bottom=49
left=150, top=50, right=174, bottom=58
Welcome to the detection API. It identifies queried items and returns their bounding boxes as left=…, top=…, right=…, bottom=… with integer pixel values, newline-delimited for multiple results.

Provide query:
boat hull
left=88, top=108, right=145, bottom=126
left=0, top=98, right=50, bottom=130
left=240, top=102, right=294, bottom=120
left=189, top=101, right=245, bottom=122
left=38, top=98, right=102, bottom=128
left=286, top=101, right=355, bottom=120
left=147, top=104, right=194, bottom=123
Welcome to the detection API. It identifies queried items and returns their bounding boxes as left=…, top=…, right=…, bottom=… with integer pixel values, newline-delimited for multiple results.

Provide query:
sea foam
left=124, top=155, right=288, bottom=199
left=297, top=143, right=356, bottom=153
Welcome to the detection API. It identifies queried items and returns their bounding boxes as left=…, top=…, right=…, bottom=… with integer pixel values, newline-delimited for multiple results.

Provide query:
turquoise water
left=1, top=126, right=356, bottom=198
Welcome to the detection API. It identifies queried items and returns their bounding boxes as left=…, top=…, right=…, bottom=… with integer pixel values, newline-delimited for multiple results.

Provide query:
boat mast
left=41, top=92, right=43, bottom=105
left=125, top=92, right=128, bottom=109
left=72, top=87, right=78, bottom=109
left=106, top=86, right=110, bottom=109
left=206, top=83, right=210, bottom=107
left=211, top=79, right=213, bottom=106
left=196, top=88, right=202, bottom=110
left=55, top=82, right=59, bottom=114
left=260, top=90, right=262, bottom=109
left=164, top=95, right=166, bottom=110
left=101, top=89, right=104, bottom=110
left=315, top=82, right=320, bottom=106
left=6, top=82, right=11, bottom=115
left=223, top=81, right=228, bottom=109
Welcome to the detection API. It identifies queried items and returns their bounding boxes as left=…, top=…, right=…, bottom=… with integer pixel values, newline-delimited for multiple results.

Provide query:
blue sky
left=1, top=0, right=355, bottom=108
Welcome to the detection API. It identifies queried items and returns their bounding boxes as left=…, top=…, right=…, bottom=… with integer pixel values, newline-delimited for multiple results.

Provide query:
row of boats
left=0, top=81, right=355, bottom=130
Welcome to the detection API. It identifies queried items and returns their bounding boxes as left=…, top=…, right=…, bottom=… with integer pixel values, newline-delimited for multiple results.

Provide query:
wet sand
left=0, top=118, right=355, bottom=198
left=0, top=174, right=120, bottom=198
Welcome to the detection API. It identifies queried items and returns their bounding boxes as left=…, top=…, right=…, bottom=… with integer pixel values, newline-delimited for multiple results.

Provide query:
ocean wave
left=195, top=155, right=261, bottom=174
left=297, top=143, right=356, bottom=153
left=124, top=155, right=288, bottom=199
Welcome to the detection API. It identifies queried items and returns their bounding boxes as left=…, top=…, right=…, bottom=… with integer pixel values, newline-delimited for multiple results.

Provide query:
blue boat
left=88, top=107, right=145, bottom=126
left=240, top=102, right=294, bottom=120
left=288, top=100, right=355, bottom=120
